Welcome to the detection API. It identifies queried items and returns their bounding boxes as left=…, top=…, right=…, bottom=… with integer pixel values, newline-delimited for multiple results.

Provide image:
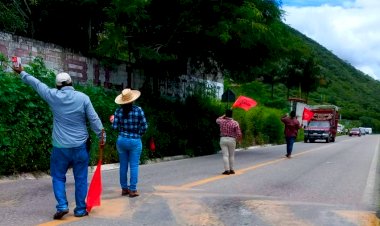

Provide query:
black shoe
left=121, top=188, right=130, bottom=196
left=53, top=210, right=69, bottom=220
left=222, top=170, right=230, bottom=175
left=74, top=211, right=88, bottom=217
left=285, top=154, right=291, bottom=158
left=229, top=170, right=235, bottom=174
left=129, top=190, right=140, bottom=198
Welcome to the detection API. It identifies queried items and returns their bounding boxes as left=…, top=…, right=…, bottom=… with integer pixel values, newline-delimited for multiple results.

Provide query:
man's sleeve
left=20, top=71, right=53, bottom=103
left=85, top=98, right=105, bottom=141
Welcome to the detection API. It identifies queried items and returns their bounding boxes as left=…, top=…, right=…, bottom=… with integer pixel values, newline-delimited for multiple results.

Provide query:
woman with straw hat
left=110, top=88, right=148, bottom=197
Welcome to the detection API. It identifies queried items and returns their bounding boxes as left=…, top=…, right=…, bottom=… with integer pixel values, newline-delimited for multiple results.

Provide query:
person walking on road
left=216, top=109, right=242, bottom=175
left=110, top=89, right=148, bottom=198
left=12, top=65, right=105, bottom=219
left=281, top=110, right=301, bottom=158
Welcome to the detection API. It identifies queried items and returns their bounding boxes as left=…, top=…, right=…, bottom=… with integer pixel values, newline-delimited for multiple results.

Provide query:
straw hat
left=115, top=88, right=141, bottom=105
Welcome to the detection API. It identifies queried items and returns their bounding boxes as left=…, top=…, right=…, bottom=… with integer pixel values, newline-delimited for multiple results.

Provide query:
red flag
left=302, top=108, right=314, bottom=121
left=149, top=137, right=156, bottom=152
left=86, top=129, right=105, bottom=213
left=86, top=161, right=102, bottom=212
left=232, top=96, right=257, bottom=111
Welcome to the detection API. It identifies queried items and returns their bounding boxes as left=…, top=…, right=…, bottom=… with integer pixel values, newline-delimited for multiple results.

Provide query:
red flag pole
left=99, top=129, right=105, bottom=161
left=86, top=129, right=105, bottom=213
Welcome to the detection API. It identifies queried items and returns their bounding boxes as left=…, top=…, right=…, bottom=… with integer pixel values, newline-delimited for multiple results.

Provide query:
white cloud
left=282, top=0, right=380, bottom=80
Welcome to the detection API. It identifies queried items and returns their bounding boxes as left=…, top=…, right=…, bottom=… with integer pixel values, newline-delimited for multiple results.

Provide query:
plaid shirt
left=112, top=105, right=148, bottom=138
left=216, top=116, right=242, bottom=139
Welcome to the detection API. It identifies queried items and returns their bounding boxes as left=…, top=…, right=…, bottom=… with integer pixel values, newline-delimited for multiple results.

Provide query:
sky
left=281, top=0, right=380, bottom=80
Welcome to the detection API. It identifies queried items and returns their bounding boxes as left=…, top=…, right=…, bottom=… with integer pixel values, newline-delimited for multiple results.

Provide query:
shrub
left=233, top=106, right=285, bottom=147
left=0, top=57, right=53, bottom=175
left=262, top=111, right=284, bottom=145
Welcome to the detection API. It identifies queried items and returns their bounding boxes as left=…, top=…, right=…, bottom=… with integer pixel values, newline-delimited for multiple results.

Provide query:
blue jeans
left=116, top=136, right=142, bottom=191
left=285, top=136, right=296, bottom=155
left=50, top=143, right=89, bottom=215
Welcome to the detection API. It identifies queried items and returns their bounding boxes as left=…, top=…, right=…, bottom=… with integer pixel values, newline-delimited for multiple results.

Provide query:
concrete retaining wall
left=0, top=31, right=223, bottom=99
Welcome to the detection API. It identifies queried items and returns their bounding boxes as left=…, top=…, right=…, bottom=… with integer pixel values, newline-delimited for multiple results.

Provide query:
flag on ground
left=232, top=96, right=257, bottom=111
left=86, top=129, right=105, bottom=213
left=86, top=161, right=102, bottom=212
left=302, top=108, right=314, bottom=121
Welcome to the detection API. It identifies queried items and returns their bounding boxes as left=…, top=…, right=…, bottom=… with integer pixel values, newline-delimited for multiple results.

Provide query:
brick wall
left=0, top=31, right=223, bottom=99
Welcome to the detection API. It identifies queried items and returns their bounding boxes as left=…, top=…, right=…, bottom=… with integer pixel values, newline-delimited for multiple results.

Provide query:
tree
left=0, top=0, right=29, bottom=34
left=96, top=0, right=284, bottom=92
left=299, top=56, right=324, bottom=102
left=0, top=0, right=111, bottom=53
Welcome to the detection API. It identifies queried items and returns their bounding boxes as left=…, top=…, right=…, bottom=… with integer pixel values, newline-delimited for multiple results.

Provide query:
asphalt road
left=1, top=135, right=380, bottom=226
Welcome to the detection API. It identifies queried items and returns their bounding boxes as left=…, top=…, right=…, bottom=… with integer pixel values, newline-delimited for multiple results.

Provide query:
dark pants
left=285, top=136, right=296, bottom=155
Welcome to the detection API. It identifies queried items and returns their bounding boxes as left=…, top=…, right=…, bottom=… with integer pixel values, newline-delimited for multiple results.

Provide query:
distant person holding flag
left=281, top=110, right=301, bottom=158
left=216, top=109, right=242, bottom=175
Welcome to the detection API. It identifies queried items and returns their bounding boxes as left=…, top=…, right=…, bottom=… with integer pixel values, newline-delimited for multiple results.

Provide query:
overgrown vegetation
left=5, top=0, right=377, bottom=127
left=0, top=56, right=292, bottom=176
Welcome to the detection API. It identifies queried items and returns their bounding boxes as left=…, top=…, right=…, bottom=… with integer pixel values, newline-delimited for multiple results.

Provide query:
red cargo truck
left=303, top=105, right=340, bottom=143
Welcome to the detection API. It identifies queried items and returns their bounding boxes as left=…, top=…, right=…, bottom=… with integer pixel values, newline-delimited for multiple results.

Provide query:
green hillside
left=291, top=26, right=380, bottom=131
left=228, top=24, right=380, bottom=132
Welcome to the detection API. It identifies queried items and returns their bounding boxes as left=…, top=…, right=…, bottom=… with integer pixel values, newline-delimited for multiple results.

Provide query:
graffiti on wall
left=65, top=59, right=88, bottom=82
left=0, top=31, right=223, bottom=99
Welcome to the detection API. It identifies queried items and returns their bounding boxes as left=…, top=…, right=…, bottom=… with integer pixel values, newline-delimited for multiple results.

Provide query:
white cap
left=56, top=73, right=72, bottom=86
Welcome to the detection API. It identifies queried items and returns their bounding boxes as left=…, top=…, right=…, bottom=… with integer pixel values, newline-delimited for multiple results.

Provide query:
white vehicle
left=359, top=127, right=366, bottom=135
left=337, top=124, right=344, bottom=133
left=364, top=127, right=372, bottom=134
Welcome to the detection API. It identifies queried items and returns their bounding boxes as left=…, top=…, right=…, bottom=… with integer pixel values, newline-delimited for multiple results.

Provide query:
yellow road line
left=37, top=216, right=80, bottom=226
left=335, top=210, right=380, bottom=226
left=180, top=144, right=329, bottom=189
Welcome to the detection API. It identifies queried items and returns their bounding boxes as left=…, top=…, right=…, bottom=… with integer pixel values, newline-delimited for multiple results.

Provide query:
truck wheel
left=326, top=138, right=330, bottom=143
left=310, top=139, right=315, bottom=143
left=331, top=137, right=335, bottom=142
left=304, top=138, right=308, bottom=143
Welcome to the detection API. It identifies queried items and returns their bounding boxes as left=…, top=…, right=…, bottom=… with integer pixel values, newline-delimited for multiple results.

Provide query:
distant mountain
left=293, top=26, right=380, bottom=127
left=230, top=25, right=380, bottom=132
left=280, top=26, right=380, bottom=132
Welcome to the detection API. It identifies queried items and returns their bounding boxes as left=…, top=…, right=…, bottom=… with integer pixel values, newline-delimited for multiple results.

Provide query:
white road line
left=361, top=136, right=380, bottom=207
